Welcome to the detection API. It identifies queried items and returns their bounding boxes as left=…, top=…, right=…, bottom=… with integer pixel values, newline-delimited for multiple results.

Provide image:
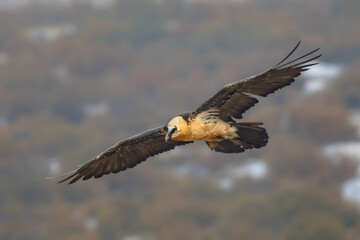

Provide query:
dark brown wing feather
left=194, top=41, right=322, bottom=121
left=58, top=126, right=192, bottom=184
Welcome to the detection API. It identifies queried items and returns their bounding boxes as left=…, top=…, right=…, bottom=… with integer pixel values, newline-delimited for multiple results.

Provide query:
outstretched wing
left=194, top=41, right=321, bottom=121
left=58, top=126, right=192, bottom=184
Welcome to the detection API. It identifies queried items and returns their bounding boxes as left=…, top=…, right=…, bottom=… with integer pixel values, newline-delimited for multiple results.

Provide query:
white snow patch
left=27, top=24, right=77, bottom=43
left=216, top=159, right=267, bottom=191
left=85, top=217, right=98, bottom=231
left=83, top=102, right=110, bottom=117
left=224, top=159, right=267, bottom=180
left=171, top=161, right=210, bottom=179
left=302, top=62, right=342, bottom=94
left=48, top=157, right=62, bottom=176
left=343, top=178, right=360, bottom=203
left=324, top=142, right=360, bottom=162
left=342, top=166, right=360, bottom=204
left=324, top=141, right=360, bottom=204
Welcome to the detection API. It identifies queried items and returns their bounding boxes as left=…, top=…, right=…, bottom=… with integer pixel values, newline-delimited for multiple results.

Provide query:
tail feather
left=206, top=122, right=268, bottom=153
left=233, top=122, right=268, bottom=148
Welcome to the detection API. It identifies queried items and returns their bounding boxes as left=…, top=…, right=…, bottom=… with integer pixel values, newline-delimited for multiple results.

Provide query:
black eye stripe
left=169, top=127, right=177, bottom=135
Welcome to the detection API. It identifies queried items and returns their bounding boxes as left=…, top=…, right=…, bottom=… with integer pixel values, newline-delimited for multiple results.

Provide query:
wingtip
left=55, top=171, right=80, bottom=184
left=68, top=179, right=77, bottom=184
left=46, top=168, right=78, bottom=184
left=56, top=176, right=72, bottom=184
left=276, top=48, right=322, bottom=69
left=273, top=41, right=302, bottom=69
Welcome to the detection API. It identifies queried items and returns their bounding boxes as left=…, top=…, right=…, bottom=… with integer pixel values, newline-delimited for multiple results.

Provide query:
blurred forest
left=1, top=0, right=360, bottom=239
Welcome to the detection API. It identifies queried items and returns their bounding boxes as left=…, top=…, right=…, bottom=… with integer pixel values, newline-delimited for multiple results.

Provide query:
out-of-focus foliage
left=0, top=0, right=360, bottom=239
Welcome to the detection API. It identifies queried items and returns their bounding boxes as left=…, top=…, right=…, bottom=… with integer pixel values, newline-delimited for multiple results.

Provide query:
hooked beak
left=165, top=125, right=177, bottom=142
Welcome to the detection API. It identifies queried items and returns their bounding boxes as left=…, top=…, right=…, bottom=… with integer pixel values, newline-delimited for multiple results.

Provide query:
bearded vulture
left=59, top=41, right=321, bottom=184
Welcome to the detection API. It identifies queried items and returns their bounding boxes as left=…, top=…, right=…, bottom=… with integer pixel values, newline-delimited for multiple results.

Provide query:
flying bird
left=59, top=42, right=321, bottom=184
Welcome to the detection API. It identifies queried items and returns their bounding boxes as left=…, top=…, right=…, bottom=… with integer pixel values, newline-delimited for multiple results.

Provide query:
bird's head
left=166, top=116, right=188, bottom=142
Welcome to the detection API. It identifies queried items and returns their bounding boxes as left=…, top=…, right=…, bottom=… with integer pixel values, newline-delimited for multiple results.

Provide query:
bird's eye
left=168, top=126, right=178, bottom=135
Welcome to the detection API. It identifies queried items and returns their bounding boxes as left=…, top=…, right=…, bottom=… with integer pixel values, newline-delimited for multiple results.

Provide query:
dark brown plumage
left=58, top=41, right=321, bottom=184
left=194, top=41, right=321, bottom=121
left=58, top=126, right=192, bottom=184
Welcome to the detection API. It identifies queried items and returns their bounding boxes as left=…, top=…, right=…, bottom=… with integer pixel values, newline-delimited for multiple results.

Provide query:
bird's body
left=167, top=110, right=237, bottom=142
left=59, top=42, right=321, bottom=184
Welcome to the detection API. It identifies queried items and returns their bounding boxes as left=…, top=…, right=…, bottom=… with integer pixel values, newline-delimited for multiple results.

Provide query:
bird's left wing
left=194, top=42, right=321, bottom=121
left=58, top=126, right=192, bottom=184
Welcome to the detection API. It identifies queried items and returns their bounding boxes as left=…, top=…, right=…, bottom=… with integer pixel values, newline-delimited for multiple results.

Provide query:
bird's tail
left=232, top=122, right=268, bottom=149
left=205, top=122, right=268, bottom=153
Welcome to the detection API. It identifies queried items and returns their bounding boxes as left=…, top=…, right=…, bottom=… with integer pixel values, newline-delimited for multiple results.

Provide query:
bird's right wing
left=58, top=126, right=192, bottom=184
left=194, top=41, right=321, bottom=121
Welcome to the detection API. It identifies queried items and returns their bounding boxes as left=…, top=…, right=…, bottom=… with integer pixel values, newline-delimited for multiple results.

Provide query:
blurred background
left=1, top=0, right=360, bottom=239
